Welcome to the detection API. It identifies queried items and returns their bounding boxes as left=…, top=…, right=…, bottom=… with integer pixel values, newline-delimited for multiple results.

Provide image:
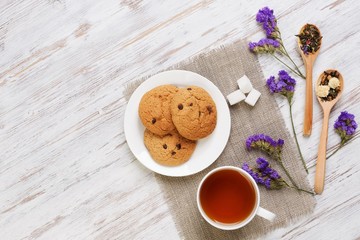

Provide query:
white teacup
left=197, top=166, right=276, bottom=230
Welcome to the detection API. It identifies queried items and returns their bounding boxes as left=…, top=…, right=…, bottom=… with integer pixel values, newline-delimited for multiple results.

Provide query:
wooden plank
left=0, top=0, right=359, bottom=239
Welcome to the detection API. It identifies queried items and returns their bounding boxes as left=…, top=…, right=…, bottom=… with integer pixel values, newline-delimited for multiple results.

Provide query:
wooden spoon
left=314, top=69, right=344, bottom=194
left=298, top=24, right=322, bottom=136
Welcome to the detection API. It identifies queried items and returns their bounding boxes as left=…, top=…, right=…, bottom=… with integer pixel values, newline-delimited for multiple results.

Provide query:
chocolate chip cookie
left=138, top=85, right=178, bottom=136
left=170, top=86, right=217, bottom=140
left=144, top=129, right=197, bottom=166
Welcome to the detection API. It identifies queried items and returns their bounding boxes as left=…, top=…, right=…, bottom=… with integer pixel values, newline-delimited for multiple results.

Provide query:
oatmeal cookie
left=144, top=129, right=197, bottom=166
left=138, top=85, right=178, bottom=136
left=170, top=86, right=217, bottom=140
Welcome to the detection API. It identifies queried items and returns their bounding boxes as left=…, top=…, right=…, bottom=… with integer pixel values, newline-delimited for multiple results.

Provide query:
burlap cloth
left=124, top=40, right=316, bottom=239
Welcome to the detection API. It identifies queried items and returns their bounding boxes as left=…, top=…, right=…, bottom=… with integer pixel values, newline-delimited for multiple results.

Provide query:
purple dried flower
left=256, top=158, right=281, bottom=180
left=249, top=38, right=280, bottom=54
left=256, top=157, right=269, bottom=171
left=256, top=7, right=279, bottom=39
left=264, top=178, right=271, bottom=189
left=266, top=70, right=308, bottom=173
left=334, top=111, right=357, bottom=142
left=259, top=38, right=280, bottom=47
left=242, top=162, right=251, bottom=172
left=242, top=158, right=285, bottom=190
left=301, top=45, right=309, bottom=55
left=242, top=163, right=264, bottom=184
left=269, top=169, right=281, bottom=179
left=248, top=42, right=257, bottom=51
left=266, top=70, right=296, bottom=100
left=277, top=139, right=284, bottom=146
left=246, top=134, right=284, bottom=161
left=266, top=76, right=277, bottom=93
left=249, top=7, right=306, bottom=80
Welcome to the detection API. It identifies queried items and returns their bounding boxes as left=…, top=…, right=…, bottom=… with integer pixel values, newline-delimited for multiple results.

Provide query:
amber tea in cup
left=200, top=168, right=255, bottom=223
left=197, top=166, right=275, bottom=230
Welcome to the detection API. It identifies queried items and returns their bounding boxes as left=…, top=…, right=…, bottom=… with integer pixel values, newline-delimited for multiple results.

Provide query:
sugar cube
left=245, top=88, right=261, bottom=106
left=227, top=89, right=246, bottom=105
left=237, top=75, right=253, bottom=93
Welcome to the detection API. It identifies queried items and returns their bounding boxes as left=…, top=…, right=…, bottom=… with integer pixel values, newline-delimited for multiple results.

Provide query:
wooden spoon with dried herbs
left=296, top=23, right=322, bottom=136
left=314, top=69, right=343, bottom=194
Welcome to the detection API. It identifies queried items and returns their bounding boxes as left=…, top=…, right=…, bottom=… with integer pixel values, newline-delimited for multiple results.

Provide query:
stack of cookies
left=138, top=85, right=217, bottom=166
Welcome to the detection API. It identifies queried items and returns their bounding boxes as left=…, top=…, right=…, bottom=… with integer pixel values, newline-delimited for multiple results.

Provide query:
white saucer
left=124, top=70, right=231, bottom=177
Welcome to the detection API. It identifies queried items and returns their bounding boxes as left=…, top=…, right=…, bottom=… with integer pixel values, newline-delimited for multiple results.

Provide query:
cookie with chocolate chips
left=170, top=86, right=217, bottom=140
left=138, top=85, right=178, bottom=136
left=144, top=129, right=197, bottom=166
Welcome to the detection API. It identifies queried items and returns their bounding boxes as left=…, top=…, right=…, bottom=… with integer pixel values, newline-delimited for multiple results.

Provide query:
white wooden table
left=1, top=1, right=359, bottom=239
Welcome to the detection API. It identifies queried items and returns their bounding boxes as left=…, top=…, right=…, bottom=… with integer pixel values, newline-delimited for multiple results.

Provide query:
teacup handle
left=256, top=207, right=276, bottom=221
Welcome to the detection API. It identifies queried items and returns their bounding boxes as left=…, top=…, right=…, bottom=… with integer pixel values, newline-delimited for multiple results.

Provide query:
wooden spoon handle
left=303, top=63, right=313, bottom=136
left=314, top=109, right=330, bottom=194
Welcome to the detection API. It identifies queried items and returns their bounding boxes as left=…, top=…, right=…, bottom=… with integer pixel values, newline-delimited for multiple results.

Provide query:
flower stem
left=308, top=141, right=350, bottom=169
left=289, top=185, right=314, bottom=195
left=272, top=54, right=304, bottom=79
left=283, top=178, right=314, bottom=195
left=283, top=53, right=306, bottom=79
left=275, top=33, right=306, bottom=79
left=326, top=146, right=341, bottom=159
left=289, top=99, right=308, bottom=173
left=278, top=159, right=299, bottom=189
left=327, top=141, right=346, bottom=159
left=279, top=44, right=306, bottom=79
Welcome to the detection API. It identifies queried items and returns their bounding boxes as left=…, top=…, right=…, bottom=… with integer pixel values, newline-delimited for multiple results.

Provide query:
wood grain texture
left=314, top=71, right=344, bottom=195
left=1, top=0, right=359, bottom=239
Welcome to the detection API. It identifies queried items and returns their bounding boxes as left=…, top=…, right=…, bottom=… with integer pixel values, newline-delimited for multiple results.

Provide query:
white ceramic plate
left=124, top=70, right=231, bottom=177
